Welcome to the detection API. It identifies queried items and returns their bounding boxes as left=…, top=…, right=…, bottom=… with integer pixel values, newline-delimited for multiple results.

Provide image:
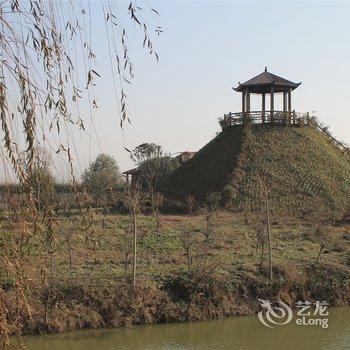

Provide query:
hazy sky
left=10, top=1, right=350, bottom=182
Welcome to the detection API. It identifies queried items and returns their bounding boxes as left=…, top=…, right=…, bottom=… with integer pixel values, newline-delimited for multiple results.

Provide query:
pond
left=22, top=307, right=350, bottom=350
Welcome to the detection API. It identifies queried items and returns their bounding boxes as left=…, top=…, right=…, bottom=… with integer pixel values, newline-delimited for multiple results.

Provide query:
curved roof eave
left=233, top=81, right=301, bottom=93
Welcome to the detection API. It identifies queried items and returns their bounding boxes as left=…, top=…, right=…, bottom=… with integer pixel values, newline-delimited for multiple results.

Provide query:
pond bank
left=19, top=307, right=350, bottom=350
left=2, top=213, right=350, bottom=337
left=7, top=262, right=350, bottom=336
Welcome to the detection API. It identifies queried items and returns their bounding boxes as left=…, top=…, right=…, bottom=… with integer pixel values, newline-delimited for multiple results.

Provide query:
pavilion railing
left=221, top=111, right=350, bottom=154
left=222, top=110, right=311, bottom=127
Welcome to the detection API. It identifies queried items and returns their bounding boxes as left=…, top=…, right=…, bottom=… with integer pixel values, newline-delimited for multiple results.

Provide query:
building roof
left=234, top=68, right=301, bottom=94
left=122, top=167, right=140, bottom=175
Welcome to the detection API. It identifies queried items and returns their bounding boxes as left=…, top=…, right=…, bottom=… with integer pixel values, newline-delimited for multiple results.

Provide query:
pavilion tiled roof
left=234, top=68, right=301, bottom=93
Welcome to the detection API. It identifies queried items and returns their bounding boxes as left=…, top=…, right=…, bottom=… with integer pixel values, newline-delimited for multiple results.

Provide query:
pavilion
left=223, top=68, right=309, bottom=126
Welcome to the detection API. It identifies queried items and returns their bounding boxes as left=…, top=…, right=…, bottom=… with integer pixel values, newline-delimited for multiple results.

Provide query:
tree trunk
left=124, top=251, right=130, bottom=278
left=186, top=247, right=191, bottom=267
left=132, top=209, right=137, bottom=288
left=67, top=234, right=72, bottom=267
left=259, top=241, right=265, bottom=269
left=149, top=187, right=156, bottom=217
left=44, top=289, right=51, bottom=324
left=264, top=189, right=273, bottom=281
left=206, top=215, right=211, bottom=241
left=315, top=245, right=323, bottom=265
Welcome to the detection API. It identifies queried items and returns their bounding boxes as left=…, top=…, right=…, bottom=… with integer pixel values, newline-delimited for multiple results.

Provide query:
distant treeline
left=0, top=183, right=74, bottom=194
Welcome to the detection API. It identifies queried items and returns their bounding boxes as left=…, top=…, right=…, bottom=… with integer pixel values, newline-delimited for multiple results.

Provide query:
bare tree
left=258, top=176, right=273, bottom=281
left=200, top=206, right=214, bottom=243
left=125, top=187, right=142, bottom=288
left=64, top=225, right=75, bottom=268
left=131, top=143, right=179, bottom=228
left=186, top=195, right=197, bottom=216
left=205, top=192, right=221, bottom=213
left=180, top=225, right=200, bottom=267
left=311, top=224, right=332, bottom=265
left=251, top=218, right=266, bottom=269
left=201, top=192, right=220, bottom=243
left=120, top=230, right=133, bottom=279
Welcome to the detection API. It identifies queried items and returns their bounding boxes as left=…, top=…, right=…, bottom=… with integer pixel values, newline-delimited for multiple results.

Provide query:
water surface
left=23, top=307, right=350, bottom=350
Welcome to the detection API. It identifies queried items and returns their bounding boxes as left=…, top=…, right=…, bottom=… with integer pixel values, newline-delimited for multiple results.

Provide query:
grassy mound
left=162, top=125, right=244, bottom=199
left=163, top=124, right=350, bottom=218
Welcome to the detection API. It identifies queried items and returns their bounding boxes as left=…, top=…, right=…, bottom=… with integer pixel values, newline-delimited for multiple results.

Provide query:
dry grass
left=1, top=211, right=350, bottom=336
left=2, top=211, right=349, bottom=288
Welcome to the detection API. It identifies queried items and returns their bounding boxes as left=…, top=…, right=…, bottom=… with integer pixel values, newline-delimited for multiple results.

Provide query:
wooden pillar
left=293, top=110, right=296, bottom=124
left=283, top=92, right=287, bottom=125
left=288, top=89, right=292, bottom=111
left=262, top=93, right=265, bottom=124
left=242, top=92, right=246, bottom=113
left=288, top=89, right=292, bottom=124
left=270, top=86, right=274, bottom=122
left=246, top=91, right=250, bottom=113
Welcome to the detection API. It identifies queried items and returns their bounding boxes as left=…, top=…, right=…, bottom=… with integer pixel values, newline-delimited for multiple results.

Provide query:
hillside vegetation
left=163, top=126, right=244, bottom=199
left=163, top=124, right=350, bottom=218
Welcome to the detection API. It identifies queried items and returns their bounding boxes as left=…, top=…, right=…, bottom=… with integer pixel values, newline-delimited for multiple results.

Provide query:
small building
left=122, top=167, right=140, bottom=187
left=123, top=151, right=197, bottom=187
left=175, top=151, right=197, bottom=164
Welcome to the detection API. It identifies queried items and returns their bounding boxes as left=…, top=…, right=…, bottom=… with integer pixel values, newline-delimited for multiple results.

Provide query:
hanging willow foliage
left=0, top=0, right=161, bottom=346
left=0, top=0, right=161, bottom=182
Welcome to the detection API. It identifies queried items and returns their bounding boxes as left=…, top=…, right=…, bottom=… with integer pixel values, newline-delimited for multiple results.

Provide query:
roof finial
left=265, top=67, right=268, bottom=72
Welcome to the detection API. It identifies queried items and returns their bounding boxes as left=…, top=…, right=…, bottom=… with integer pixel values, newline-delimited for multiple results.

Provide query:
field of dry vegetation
left=1, top=211, right=350, bottom=335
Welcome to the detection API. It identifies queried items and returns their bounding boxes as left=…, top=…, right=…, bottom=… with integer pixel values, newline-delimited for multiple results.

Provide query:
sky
left=4, top=1, right=350, bottom=182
